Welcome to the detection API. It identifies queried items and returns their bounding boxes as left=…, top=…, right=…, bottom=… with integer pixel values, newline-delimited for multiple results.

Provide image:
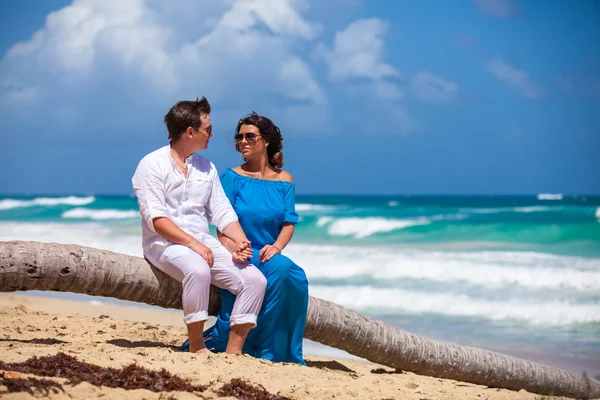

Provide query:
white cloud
left=318, top=18, right=399, bottom=83
left=486, top=57, right=542, bottom=99
left=314, top=18, right=417, bottom=132
left=473, top=0, right=519, bottom=18
left=215, top=0, right=318, bottom=40
left=411, top=71, right=458, bottom=104
left=315, top=18, right=453, bottom=133
left=0, top=0, right=326, bottom=118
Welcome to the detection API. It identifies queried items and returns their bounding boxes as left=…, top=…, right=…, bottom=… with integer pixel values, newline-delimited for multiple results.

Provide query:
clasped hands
left=190, top=240, right=253, bottom=267
left=231, top=241, right=282, bottom=264
left=192, top=240, right=282, bottom=267
left=231, top=240, right=253, bottom=263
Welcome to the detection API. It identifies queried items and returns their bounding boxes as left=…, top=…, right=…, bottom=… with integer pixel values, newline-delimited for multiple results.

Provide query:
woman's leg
left=283, top=263, right=309, bottom=364
left=246, top=253, right=309, bottom=363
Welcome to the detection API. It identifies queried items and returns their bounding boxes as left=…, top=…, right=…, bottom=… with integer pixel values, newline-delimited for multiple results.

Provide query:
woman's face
left=236, top=124, right=265, bottom=159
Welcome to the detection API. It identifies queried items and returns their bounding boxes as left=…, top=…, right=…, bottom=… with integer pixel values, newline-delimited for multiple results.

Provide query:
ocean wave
left=286, top=244, right=600, bottom=291
left=596, top=207, right=600, bottom=220
left=62, top=208, right=139, bottom=220
left=295, top=216, right=600, bottom=247
left=538, top=193, right=563, bottom=201
left=296, top=203, right=336, bottom=212
left=325, top=217, right=431, bottom=239
left=316, top=216, right=334, bottom=227
left=313, top=214, right=468, bottom=239
left=0, top=222, right=142, bottom=257
left=0, top=196, right=95, bottom=210
left=309, top=285, right=600, bottom=325
left=459, top=206, right=556, bottom=214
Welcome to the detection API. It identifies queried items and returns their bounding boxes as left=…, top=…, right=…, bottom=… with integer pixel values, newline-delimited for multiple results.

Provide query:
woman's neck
left=243, top=156, right=271, bottom=178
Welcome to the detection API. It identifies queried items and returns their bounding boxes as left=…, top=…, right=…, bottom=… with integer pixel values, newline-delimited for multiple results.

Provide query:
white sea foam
left=296, top=204, right=335, bottom=212
left=0, top=222, right=142, bottom=257
left=62, top=208, right=139, bottom=220
left=596, top=207, right=600, bottom=220
left=309, top=285, right=600, bottom=326
left=459, top=206, right=554, bottom=214
left=537, top=193, right=563, bottom=201
left=286, top=244, right=600, bottom=291
left=327, top=217, right=431, bottom=238
left=316, top=216, right=334, bottom=227
left=388, top=201, right=399, bottom=207
left=0, top=196, right=95, bottom=210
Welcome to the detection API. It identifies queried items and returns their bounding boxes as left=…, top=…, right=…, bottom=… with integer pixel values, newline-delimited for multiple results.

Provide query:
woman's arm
left=259, top=223, right=295, bottom=263
left=274, top=223, right=294, bottom=251
left=218, top=223, right=253, bottom=262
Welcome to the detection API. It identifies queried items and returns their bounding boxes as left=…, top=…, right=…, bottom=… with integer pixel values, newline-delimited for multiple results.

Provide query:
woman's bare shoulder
left=276, top=169, right=293, bottom=183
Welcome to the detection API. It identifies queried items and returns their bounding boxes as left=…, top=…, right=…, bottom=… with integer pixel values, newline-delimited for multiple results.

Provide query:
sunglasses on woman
left=234, top=133, right=261, bottom=144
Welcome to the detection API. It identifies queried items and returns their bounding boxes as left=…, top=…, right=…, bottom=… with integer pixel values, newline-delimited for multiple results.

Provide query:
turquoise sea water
left=1, top=194, right=599, bottom=374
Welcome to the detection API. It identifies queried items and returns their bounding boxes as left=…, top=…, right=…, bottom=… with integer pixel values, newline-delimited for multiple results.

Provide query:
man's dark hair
left=164, top=97, right=211, bottom=142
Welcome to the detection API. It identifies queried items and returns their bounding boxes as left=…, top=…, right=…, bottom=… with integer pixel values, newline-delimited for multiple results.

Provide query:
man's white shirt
left=132, top=145, right=238, bottom=255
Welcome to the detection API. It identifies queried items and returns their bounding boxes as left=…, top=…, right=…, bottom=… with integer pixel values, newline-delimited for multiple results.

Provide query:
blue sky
left=0, top=0, right=598, bottom=195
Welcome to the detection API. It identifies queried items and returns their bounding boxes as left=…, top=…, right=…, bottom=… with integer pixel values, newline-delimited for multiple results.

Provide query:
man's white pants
left=146, top=233, right=266, bottom=327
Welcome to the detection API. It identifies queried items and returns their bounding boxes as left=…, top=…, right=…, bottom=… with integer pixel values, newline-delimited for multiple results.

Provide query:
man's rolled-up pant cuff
left=184, top=310, right=209, bottom=325
left=230, top=313, right=257, bottom=328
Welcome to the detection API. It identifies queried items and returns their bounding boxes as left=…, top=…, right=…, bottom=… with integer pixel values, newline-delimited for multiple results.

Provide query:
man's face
left=193, top=114, right=213, bottom=151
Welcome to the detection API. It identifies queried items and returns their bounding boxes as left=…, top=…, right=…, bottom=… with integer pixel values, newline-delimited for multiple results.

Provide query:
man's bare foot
left=194, top=348, right=213, bottom=355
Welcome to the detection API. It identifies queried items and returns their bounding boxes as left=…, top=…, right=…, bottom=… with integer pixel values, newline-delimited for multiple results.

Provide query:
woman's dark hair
left=235, top=112, right=284, bottom=169
left=164, top=97, right=211, bottom=142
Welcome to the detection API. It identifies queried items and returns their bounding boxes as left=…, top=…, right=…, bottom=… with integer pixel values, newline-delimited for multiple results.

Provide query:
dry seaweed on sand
left=0, top=371, right=65, bottom=395
left=218, top=378, right=292, bottom=400
left=0, top=352, right=207, bottom=393
left=1, top=353, right=293, bottom=398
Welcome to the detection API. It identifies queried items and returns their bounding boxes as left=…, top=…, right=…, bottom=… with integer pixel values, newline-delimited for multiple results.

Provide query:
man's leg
left=209, top=243, right=267, bottom=354
left=149, top=245, right=212, bottom=353
left=187, top=321, right=208, bottom=354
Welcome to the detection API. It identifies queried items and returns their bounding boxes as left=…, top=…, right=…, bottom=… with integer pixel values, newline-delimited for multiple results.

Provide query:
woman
left=183, top=112, right=309, bottom=364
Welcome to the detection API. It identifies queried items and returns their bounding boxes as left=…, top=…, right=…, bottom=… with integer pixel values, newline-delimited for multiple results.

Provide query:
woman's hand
left=259, top=244, right=281, bottom=263
left=232, top=240, right=253, bottom=263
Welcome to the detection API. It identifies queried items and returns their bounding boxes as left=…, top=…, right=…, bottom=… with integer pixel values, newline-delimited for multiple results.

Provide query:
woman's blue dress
left=184, top=168, right=309, bottom=364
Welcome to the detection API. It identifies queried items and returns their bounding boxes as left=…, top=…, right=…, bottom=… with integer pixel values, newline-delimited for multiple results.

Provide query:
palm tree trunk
left=0, top=241, right=598, bottom=399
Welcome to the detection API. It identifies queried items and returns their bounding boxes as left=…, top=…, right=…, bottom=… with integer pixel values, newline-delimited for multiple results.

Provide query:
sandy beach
left=0, top=293, right=576, bottom=400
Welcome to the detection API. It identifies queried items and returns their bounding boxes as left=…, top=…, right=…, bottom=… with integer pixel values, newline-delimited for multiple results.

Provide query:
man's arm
left=217, top=223, right=253, bottom=263
left=221, top=221, right=250, bottom=244
left=205, top=164, right=240, bottom=234
left=132, top=157, right=214, bottom=266
left=153, top=217, right=214, bottom=267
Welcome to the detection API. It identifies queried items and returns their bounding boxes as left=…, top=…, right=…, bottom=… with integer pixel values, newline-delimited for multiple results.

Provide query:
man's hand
left=232, top=240, right=253, bottom=263
left=190, top=242, right=214, bottom=267
left=259, top=244, right=281, bottom=263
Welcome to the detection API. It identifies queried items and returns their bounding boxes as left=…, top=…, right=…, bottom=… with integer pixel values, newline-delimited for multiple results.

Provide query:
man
left=132, top=97, right=266, bottom=354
